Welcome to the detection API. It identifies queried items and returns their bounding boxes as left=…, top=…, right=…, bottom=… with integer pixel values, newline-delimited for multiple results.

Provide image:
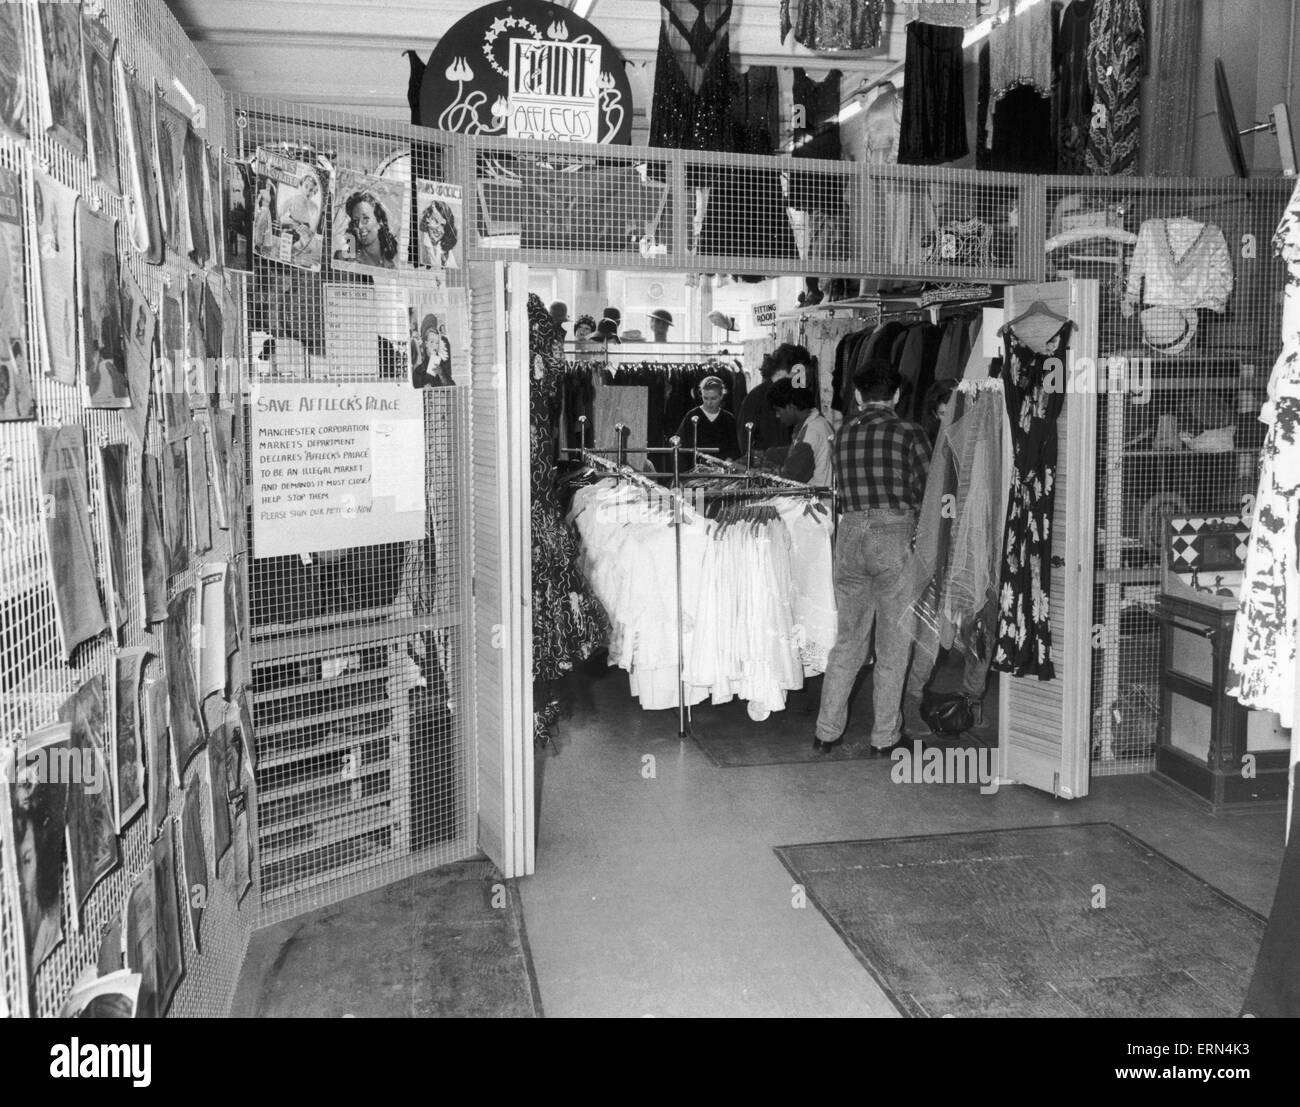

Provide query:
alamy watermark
left=1035, top=355, right=1153, bottom=404
left=1, top=745, right=106, bottom=794
left=890, top=740, right=999, bottom=795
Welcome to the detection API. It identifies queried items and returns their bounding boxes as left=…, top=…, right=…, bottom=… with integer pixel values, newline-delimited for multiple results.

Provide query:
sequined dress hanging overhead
left=1085, top=0, right=1144, bottom=175
left=650, top=0, right=734, bottom=152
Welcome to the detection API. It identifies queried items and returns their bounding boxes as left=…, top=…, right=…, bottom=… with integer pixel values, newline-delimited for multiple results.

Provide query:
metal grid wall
left=0, top=0, right=250, bottom=1018
left=229, top=98, right=476, bottom=927
left=465, top=136, right=1044, bottom=286
left=1041, top=177, right=1292, bottom=776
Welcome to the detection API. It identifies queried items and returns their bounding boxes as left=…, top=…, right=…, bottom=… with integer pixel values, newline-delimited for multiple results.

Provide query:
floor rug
left=775, top=823, right=1266, bottom=1017
left=232, top=858, right=543, bottom=1017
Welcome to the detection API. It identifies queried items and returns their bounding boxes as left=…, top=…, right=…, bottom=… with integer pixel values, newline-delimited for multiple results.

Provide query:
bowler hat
left=649, top=308, right=674, bottom=326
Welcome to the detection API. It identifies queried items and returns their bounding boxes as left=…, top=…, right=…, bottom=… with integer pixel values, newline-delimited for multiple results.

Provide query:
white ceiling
left=163, top=0, right=920, bottom=125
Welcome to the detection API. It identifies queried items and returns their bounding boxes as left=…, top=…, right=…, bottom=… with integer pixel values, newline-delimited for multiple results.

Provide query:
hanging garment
left=1241, top=790, right=1300, bottom=1016
left=979, top=42, right=1056, bottom=173
left=988, top=0, right=1054, bottom=104
left=898, top=22, right=969, bottom=166
left=792, top=69, right=842, bottom=163
left=1085, top=0, right=1144, bottom=176
left=1122, top=217, right=1233, bottom=314
left=1055, top=0, right=1096, bottom=174
left=650, top=0, right=735, bottom=152
left=1145, top=0, right=1201, bottom=176
left=527, top=294, right=609, bottom=684
left=781, top=0, right=885, bottom=50
left=790, top=69, right=846, bottom=266
left=804, top=315, right=859, bottom=429
left=1228, top=181, right=1300, bottom=729
left=991, top=320, right=1073, bottom=680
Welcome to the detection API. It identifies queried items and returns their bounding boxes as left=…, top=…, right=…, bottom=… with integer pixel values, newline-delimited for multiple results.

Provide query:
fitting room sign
left=507, top=38, right=601, bottom=142
left=250, top=383, right=426, bottom=557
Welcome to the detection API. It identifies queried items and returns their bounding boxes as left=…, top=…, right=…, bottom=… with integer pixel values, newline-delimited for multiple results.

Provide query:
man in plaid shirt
left=814, top=358, right=932, bottom=755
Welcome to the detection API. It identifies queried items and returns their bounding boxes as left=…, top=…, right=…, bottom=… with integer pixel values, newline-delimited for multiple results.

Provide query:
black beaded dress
left=527, top=294, right=608, bottom=741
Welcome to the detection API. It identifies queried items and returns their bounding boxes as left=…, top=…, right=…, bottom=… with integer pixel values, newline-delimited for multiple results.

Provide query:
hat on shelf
left=549, top=301, right=570, bottom=324
left=620, top=329, right=646, bottom=342
left=1140, top=305, right=1197, bottom=356
left=602, top=307, right=622, bottom=325
left=595, top=317, right=621, bottom=342
left=707, top=310, right=737, bottom=333
left=648, top=308, right=674, bottom=326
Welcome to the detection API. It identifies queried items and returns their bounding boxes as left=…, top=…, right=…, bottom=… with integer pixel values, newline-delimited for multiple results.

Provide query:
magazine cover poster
left=141, top=656, right=170, bottom=834
left=408, top=286, right=468, bottom=389
left=98, top=441, right=130, bottom=634
left=77, top=204, right=129, bottom=408
left=81, top=14, right=120, bottom=194
left=0, top=3, right=28, bottom=138
left=180, top=774, right=206, bottom=952
left=160, top=436, right=190, bottom=576
left=37, top=0, right=87, bottom=156
left=123, top=864, right=158, bottom=1018
left=119, top=264, right=156, bottom=452
left=37, top=424, right=108, bottom=658
left=252, top=147, right=327, bottom=272
left=331, top=168, right=408, bottom=273
left=153, top=93, right=188, bottom=252
left=183, top=126, right=210, bottom=265
left=0, top=722, right=74, bottom=990
left=32, top=169, right=79, bottom=384
left=112, top=646, right=150, bottom=833
left=150, top=820, right=184, bottom=1014
left=207, top=722, right=233, bottom=876
left=164, top=586, right=206, bottom=783
left=117, top=57, right=162, bottom=263
left=59, top=674, right=121, bottom=921
left=0, top=164, right=35, bottom=420
left=221, top=156, right=254, bottom=270
left=140, top=454, right=168, bottom=626
left=416, top=180, right=462, bottom=270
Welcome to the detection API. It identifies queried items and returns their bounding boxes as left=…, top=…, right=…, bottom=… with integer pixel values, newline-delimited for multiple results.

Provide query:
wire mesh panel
left=0, top=0, right=251, bottom=1018
left=1040, top=176, right=1293, bottom=779
left=228, top=97, right=477, bottom=926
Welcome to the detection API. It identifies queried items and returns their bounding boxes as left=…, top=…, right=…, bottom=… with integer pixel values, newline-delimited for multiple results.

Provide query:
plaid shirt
left=834, top=402, right=931, bottom=512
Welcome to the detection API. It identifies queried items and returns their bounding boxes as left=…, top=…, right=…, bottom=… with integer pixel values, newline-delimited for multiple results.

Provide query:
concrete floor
left=518, top=666, right=1287, bottom=1017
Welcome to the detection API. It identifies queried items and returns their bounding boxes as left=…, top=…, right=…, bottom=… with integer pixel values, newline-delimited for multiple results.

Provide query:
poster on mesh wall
left=222, top=156, right=254, bottom=271
left=123, top=857, right=158, bottom=1018
left=0, top=722, right=73, bottom=990
left=59, top=674, right=121, bottom=923
left=331, top=168, right=408, bottom=274
left=111, top=646, right=150, bottom=833
left=37, top=424, right=107, bottom=659
left=206, top=717, right=233, bottom=876
left=415, top=180, right=462, bottom=271
left=408, top=286, right=468, bottom=389
left=140, top=655, right=170, bottom=834
left=36, top=0, right=86, bottom=156
left=164, top=586, right=206, bottom=784
left=198, top=561, right=228, bottom=703
left=150, top=820, right=184, bottom=1014
left=323, top=282, right=409, bottom=380
left=32, top=168, right=79, bottom=385
left=153, top=93, right=188, bottom=254
left=0, top=163, right=35, bottom=421
left=139, top=452, right=169, bottom=626
left=189, top=422, right=213, bottom=558
left=77, top=204, right=129, bottom=409
left=183, top=126, right=210, bottom=266
left=179, top=775, right=206, bottom=953
left=81, top=14, right=120, bottom=194
left=97, top=442, right=130, bottom=635
left=252, top=146, right=327, bottom=272
left=0, top=3, right=28, bottom=138
left=249, top=382, right=426, bottom=557
left=116, top=54, right=162, bottom=264
left=160, top=437, right=190, bottom=574
left=119, top=264, right=156, bottom=452
left=159, top=289, right=190, bottom=441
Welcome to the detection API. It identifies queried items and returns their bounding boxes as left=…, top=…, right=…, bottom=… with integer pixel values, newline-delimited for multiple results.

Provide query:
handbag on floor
left=920, top=690, right=976, bottom=735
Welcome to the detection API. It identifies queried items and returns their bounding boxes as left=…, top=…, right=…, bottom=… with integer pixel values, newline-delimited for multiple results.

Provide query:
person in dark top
left=814, top=357, right=932, bottom=756
left=738, top=342, right=812, bottom=460
left=675, top=375, right=740, bottom=465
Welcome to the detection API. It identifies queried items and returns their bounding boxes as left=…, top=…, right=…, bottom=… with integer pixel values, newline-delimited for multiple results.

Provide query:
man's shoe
left=867, top=735, right=909, bottom=758
left=812, top=735, right=843, bottom=754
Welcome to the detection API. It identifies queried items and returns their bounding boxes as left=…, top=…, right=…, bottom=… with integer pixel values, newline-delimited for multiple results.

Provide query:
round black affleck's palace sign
left=417, top=1, right=634, bottom=145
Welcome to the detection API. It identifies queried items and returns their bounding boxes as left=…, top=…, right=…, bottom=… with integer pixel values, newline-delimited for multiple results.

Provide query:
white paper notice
left=370, top=419, right=425, bottom=513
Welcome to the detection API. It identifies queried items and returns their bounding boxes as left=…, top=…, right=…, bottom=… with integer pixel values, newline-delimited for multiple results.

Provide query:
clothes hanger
left=999, top=300, right=1071, bottom=336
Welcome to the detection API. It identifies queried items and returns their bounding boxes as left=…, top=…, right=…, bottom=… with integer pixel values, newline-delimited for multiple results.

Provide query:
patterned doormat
left=775, top=823, right=1265, bottom=1017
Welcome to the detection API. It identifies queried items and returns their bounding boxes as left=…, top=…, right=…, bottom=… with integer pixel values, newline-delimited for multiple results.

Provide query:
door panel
left=997, top=280, right=1098, bottom=798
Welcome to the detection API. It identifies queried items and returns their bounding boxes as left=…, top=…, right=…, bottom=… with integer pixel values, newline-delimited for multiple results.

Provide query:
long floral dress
left=992, top=320, right=1073, bottom=680
left=527, top=294, right=608, bottom=738
left=1227, top=181, right=1300, bottom=729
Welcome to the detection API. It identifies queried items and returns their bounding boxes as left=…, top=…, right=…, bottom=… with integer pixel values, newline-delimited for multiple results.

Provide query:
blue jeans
left=816, top=510, right=917, bottom=748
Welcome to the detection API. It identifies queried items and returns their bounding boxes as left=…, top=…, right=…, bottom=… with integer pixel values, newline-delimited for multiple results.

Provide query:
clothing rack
left=561, top=437, right=831, bottom=739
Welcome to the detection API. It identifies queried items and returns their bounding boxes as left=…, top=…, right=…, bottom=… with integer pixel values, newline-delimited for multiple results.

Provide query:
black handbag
left=920, top=690, right=976, bottom=735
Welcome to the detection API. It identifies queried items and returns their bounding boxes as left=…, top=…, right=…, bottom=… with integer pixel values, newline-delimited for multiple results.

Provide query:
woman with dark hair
left=341, top=190, right=398, bottom=269
left=13, top=781, right=66, bottom=967
left=411, top=313, right=454, bottom=387
left=418, top=200, right=459, bottom=269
